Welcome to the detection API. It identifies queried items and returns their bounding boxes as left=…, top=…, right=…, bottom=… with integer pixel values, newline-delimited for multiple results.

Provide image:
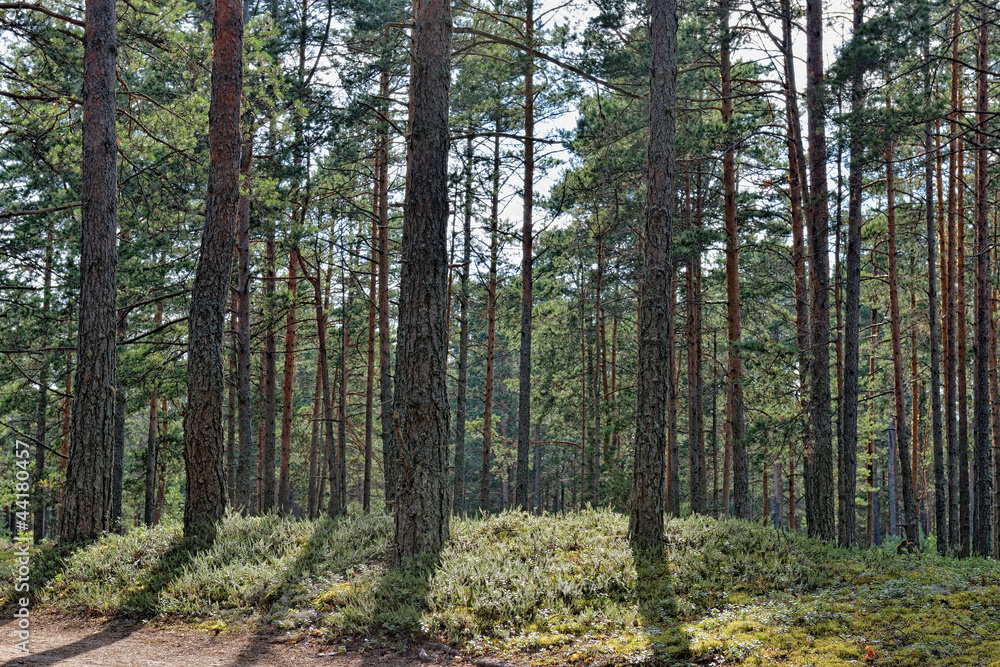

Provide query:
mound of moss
left=5, top=508, right=1000, bottom=665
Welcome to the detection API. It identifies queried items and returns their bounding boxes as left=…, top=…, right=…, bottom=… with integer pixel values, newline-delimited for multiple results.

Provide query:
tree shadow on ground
left=226, top=515, right=439, bottom=666
left=0, top=536, right=199, bottom=667
left=631, top=541, right=692, bottom=666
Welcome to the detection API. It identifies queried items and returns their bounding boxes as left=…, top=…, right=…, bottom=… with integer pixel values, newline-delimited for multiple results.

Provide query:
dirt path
left=0, top=614, right=501, bottom=667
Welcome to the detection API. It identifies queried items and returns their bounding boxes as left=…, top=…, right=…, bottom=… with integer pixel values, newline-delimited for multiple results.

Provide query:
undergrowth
left=2, top=507, right=999, bottom=666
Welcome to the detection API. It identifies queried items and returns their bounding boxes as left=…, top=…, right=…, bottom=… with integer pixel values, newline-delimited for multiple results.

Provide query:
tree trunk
left=60, top=0, right=119, bottom=544
left=112, top=310, right=127, bottom=532
left=262, top=215, right=277, bottom=513
left=840, top=0, right=863, bottom=547
left=336, top=274, right=350, bottom=516
left=279, top=252, right=297, bottom=513
left=667, top=270, right=678, bottom=515
left=923, top=22, right=945, bottom=552
left=972, top=0, right=993, bottom=556
left=364, top=210, right=377, bottom=513
left=376, top=68, right=396, bottom=508
left=687, top=170, right=706, bottom=514
left=481, top=130, right=501, bottom=512
left=234, top=140, right=255, bottom=512
left=307, top=358, right=322, bottom=518
left=516, top=1, right=534, bottom=512
left=629, top=0, right=675, bottom=552
left=593, top=227, right=604, bottom=508
left=181, top=0, right=243, bottom=543
left=885, top=131, right=919, bottom=543
left=33, top=228, right=53, bottom=544
left=145, top=386, right=158, bottom=527
left=393, top=0, right=452, bottom=559
left=453, top=135, right=473, bottom=515
left=805, top=0, right=834, bottom=541
left=944, top=2, right=960, bottom=554
left=957, top=140, right=970, bottom=557
left=721, top=0, right=747, bottom=519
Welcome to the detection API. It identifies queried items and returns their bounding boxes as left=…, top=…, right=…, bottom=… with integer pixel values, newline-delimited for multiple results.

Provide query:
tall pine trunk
left=392, top=0, right=452, bottom=559
left=181, top=0, right=243, bottom=542
left=262, top=218, right=277, bottom=512
left=234, top=140, right=255, bottom=512
left=481, top=129, right=501, bottom=512
left=805, top=0, right=834, bottom=541
left=971, top=0, right=993, bottom=556
left=629, top=0, right=675, bottom=553
left=60, top=0, right=119, bottom=544
left=839, top=0, right=863, bottom=547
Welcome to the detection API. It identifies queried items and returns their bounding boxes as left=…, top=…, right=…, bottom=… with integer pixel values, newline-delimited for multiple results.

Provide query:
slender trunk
left=58, top=353, right=72, bottom=528
left=336, top=274, right=350, bottom=515
left=262, top=215, right=277, bottom=513
left=234, top=140, right=254, bottom=512
left=923, top=24, right=945, bottom=549
left=481, top=130, right=501, bottom=511
left=33, top=229, right=53, bottom=544
left=181, top=0, right=243, bottom=543
left=60, top=0, right=119, bottom=543
left=593, top=228, right=604, bottom=508
left=376, top=67, right=396, bottom=507
left=112, top=309, right=127, bottom=532
left=687, top=171, right=706, bottom=514
left=279, top=252, right=297, bottom=513
left=364, top=213, right=376, bottom=512
left=516, top=1, right=534, bottom=511
left=227, top=314, right=237, bottom=503
left=840, top=0, right=863, bottom=547
left=885, top=129, right=919, bottom=543
left=145, top=386, right=158, bottom=527
left=957, top=140, right=970, bottom=557
left=629, top=0, right=676, bottom=551
left=990, top=286, right=1000, bottom=558
left=667, top=270, right=678, bottom=515
left=307, top=358, right=321, bottom=518
left=453, top=135, right=473, bottom=514
left=867, top=295, right=880, bottom=545
left=722, top=0, right=747, bottom=519
left=972, top=0, right=993, bottom=556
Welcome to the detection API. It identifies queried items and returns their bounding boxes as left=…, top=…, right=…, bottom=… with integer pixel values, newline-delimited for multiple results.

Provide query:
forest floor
left=0, top=612, right=492, bottom=666
left=2, top=509, right=1000, bottom=666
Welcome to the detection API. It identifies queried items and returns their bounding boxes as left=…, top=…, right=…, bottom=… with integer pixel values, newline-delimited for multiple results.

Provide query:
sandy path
left=0, top=614, right=484, bottom=667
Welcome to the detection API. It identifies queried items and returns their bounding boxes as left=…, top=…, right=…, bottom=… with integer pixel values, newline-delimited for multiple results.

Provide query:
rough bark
left=60, top=0, right=119, bottom=544
left=629, top=0, right=675, bottom=553
left=972, top=0, right=993, bottom=556
left=307, top=359, right=321, bottom=518
left=840, top=0, right=862, bottom=548
left=393, top=0, right=452, bottom=560
left=805, top=0, right=834, bottom=541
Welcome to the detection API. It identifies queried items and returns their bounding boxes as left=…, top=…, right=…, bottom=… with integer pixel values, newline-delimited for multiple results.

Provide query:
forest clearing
left=4, top=0, right=1000, bottom=657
